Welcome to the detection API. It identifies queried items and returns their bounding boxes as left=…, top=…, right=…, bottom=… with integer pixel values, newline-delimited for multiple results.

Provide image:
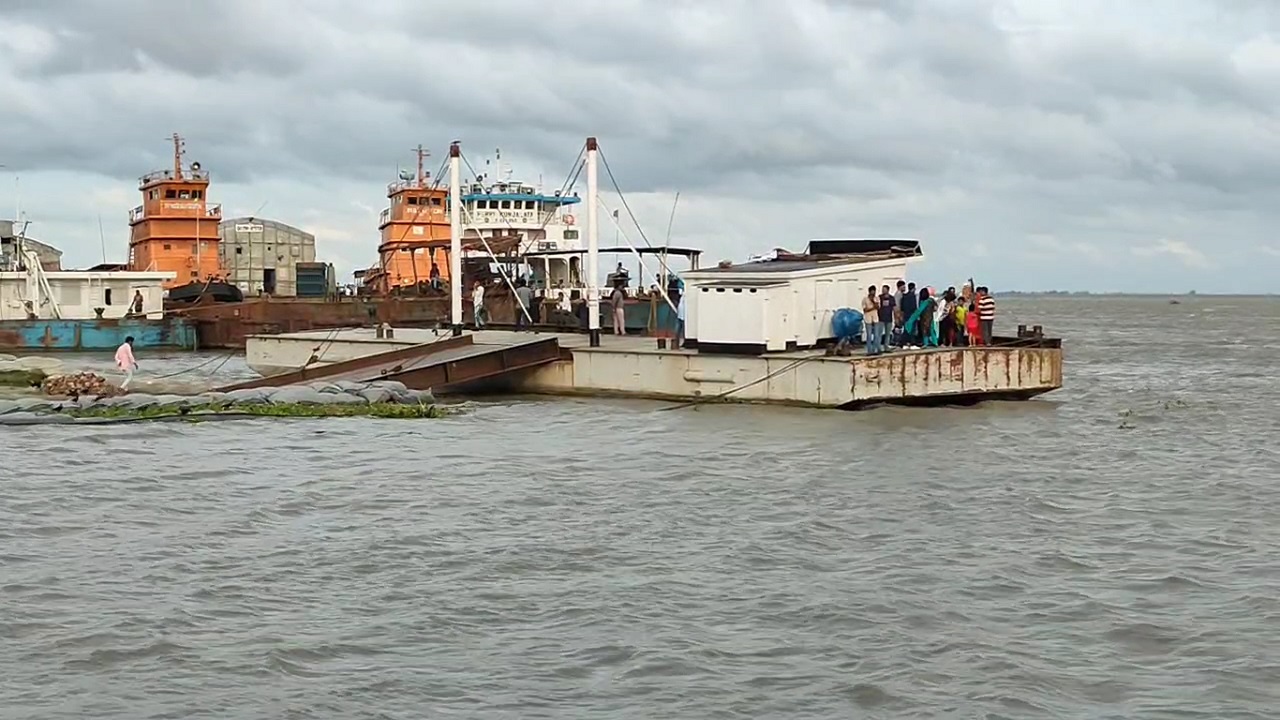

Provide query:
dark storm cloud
left=2, top=0, right=1280, bottom=291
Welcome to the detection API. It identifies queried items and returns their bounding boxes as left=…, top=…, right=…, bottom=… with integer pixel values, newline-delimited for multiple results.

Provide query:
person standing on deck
left=977, top=287, right=996, bottom=344
left=675, top=291, right=687, bottom=348
left=860, top=286, right=879, bottom=355
left=471, top=280, right=486, bottom=328
left=130, top=290, right=145, bottom=317
left=514, top=278, right=533, bottom=331
left=610, top=282, right=627, bottom=335
left=115, top=336, right=138, bottom=390
left=892, top=281, right=906, bottom=344
left=900, top=282, right=918, bottom=345
left=877, top=285, right=896, bottom=355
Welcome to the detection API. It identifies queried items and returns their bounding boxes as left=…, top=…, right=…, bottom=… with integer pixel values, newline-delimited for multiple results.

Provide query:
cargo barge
left=227, top=137, right=1063, bottom=410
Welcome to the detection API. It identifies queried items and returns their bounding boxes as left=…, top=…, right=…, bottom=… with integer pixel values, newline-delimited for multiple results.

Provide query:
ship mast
left=413, top=144, right=430, bottom=184
left=172, top=132, right=185, bottom=181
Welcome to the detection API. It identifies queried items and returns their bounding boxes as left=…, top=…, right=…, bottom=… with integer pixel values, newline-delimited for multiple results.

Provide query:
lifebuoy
left=563, top=214, right=576, bottom=226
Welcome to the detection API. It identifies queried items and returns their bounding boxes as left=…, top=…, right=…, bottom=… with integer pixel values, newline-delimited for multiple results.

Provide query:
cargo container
left=295, top=261, right=335, bottom=298
left=218, top=217, right=317, bottom=297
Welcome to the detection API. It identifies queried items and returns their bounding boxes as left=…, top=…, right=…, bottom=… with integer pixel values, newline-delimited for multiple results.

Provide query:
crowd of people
left=860, top=280, right=996, bottom=356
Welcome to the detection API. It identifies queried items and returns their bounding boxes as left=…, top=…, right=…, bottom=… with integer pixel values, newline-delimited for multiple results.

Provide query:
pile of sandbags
left=0, top=379, right=437, bottom=421
left=40, top=372, right=123, bottom=398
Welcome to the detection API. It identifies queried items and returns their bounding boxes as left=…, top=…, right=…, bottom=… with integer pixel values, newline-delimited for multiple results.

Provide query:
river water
left=2, top=296, right=1278, bottom=719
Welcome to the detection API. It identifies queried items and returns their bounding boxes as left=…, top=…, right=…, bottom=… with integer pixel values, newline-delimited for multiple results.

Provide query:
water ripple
left=2, top=297, right=1280, bottom=718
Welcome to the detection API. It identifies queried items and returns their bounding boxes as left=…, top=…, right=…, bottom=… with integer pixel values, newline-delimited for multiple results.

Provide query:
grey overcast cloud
left=1, top=0, right=1278, bottom=293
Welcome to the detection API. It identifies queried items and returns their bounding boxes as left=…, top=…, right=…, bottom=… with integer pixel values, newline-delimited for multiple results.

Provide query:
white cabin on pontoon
left=680, top=238, right=924, bottom=353
left=0, top=235, right=173, bottom=320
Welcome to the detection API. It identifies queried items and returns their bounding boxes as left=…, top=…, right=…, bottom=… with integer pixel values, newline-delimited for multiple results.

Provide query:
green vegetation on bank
left=65, top=401, right=453, bottom=421
left=0, top=369, right=47, bottom=388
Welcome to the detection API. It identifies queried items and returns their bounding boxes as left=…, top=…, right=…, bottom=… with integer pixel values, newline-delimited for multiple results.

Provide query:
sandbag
left=0, top=398, right=54, bottom=415
left=369, top=380, right=409, bottom=396
left=397, top=389, right=436, bottom=405
left=266, top=387, right=330, bottom=405
left=357, top=387, right=394, bottom=404
left=0, top=412, right=74, bottom=425
left=323, top=392, right=368, bottom=405
left=115, top=393, right=159, bottom=410
left=224, top=388, right=272, bottom=405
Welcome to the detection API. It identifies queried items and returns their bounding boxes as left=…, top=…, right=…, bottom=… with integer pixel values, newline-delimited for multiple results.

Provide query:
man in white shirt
left=114, top=336, right=138, bottom=389
left=676, top=292, right=687, bottom=348
left=471, top=281, right=486, bottom=328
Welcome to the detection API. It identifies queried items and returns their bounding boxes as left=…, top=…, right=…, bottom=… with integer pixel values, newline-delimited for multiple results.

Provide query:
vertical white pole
left=586, top=137, right=600, bottom=346
left=449, top=141, right=463, bottom=335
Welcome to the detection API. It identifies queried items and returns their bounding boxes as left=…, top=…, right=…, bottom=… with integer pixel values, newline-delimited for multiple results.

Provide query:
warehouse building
left=218, top=217, right=318, bottom=297
left=0, top=219, right=63, bottom=271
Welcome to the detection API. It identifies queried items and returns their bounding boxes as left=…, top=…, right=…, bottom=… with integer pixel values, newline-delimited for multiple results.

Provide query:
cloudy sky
left=1, top=0, right=1278, bottom=293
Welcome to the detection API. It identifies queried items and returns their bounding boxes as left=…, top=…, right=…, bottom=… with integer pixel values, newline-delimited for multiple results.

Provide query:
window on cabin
left=193, top=190, right=202, bottom=199
left=179, top=190, right=191, bottom=199
left=235, top=247, right=242, bottom=255
left=565, top=230, right=579, bottom=240
left=431, top=197, right=442, bottom=206
left=501, top=201, right=511, bottom=209
left=149, top=190, right=158, bottom=200
left=104, top=288, right=113, bottom=305
left=165, top=190, right=177, bottom=198
left=163, top=243, right=172, bottom=250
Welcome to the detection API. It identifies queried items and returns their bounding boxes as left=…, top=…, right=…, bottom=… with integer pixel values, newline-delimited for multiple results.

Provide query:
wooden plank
left=216, top=335, right=562, bottom=392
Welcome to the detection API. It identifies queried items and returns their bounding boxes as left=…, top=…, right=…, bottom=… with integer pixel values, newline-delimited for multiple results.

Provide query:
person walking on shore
left=115, top=336, right=138, bottom=390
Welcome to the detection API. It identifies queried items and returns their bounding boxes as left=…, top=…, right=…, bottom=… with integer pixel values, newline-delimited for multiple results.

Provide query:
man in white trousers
left=115, top=336, right=138, bottom=390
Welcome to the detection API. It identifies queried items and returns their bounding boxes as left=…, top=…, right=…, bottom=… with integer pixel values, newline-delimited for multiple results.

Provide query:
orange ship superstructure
left=128, top=133, right=223, bottom=289
left=364, top=145, right=451, bottom=294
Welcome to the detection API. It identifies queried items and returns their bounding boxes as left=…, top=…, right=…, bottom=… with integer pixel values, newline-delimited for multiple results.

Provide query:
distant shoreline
left=1000, top=291, right=1276, bottom=297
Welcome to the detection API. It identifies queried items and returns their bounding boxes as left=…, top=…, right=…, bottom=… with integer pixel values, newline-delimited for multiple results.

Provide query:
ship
left=0, top=219, right=195, bottom=351
left=163, top=142, right=695, bottom=347
left=129, top=134, right=243, bottom=305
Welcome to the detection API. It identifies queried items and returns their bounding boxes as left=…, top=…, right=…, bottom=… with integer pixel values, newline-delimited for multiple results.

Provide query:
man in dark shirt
left=900, top=282, right=918, bottom=345
left=875, top=284, right=895, bottom=356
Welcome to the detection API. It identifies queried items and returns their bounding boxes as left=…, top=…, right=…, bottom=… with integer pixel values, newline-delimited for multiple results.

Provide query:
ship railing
left=387, top=180, right=432, bottom=194
left=138, top=168, right=211, bottom=186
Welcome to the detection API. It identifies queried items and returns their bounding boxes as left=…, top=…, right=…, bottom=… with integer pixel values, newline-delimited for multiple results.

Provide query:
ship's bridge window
left=565, top=229, right=579, bottom=240
left=165, top=190, right=177, bottom=199
left=501, top=200, right=511, bottom=209
left=179, top=190, right=191, bottom=199
left=148, top=190, right=158, bottom=200
left=193, top=190, right=203, bottom=199
left=431, top=197, right=442, bottom=206
left=476, top=200, right=488, bottom=209
left=408, top=197, right=419, bottom=205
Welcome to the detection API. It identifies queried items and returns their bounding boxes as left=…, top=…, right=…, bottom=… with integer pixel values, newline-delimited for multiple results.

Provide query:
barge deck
left=242, top=328, right=1063, bottom=409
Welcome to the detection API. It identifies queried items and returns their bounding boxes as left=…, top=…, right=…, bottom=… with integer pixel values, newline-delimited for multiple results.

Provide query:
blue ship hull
left=0, top=318, right=196, bottom=351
